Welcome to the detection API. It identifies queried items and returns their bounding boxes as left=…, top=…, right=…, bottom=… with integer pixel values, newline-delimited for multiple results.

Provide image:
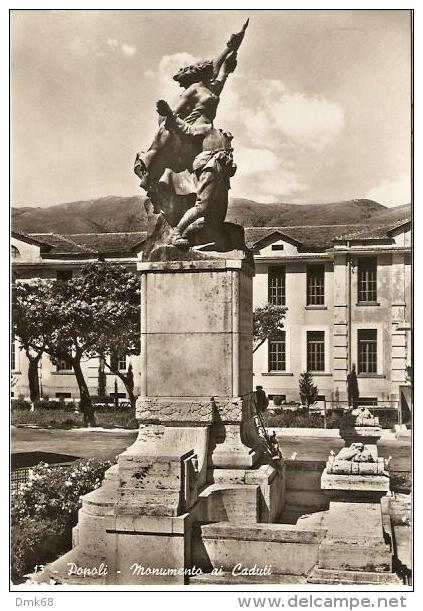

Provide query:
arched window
left=11, top=245, right=20, bottom=259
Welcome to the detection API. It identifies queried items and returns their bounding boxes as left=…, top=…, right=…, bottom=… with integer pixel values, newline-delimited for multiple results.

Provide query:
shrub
left=272, top=395, right=284, bottom=407
left=265, top=410, right=325, bottom=428
left=10, top=406, right=138, bottom=429
left=299, top=372, right=319, bottom=409
left=11, top=517, right=69, bottom=583
left=11, top=458, right=112, bottom=583
left=11, top=398, right=31, bottom=410
left=390, top=472, right=411, bottom=495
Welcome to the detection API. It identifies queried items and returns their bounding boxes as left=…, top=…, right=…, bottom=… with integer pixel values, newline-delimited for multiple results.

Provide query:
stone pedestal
left=36, top=255, right=284, bottom=586
left=316, top=416, right=392, bottom=579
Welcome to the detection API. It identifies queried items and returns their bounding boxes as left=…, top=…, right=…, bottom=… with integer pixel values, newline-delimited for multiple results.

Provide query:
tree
left=113, top=379, right=119, bottom=409
left=253, top=304, right=286, bottom=353
left=105, top=356, right=137, bottom=408
left=347, top=364, right=359, bottom=408
left=13, top=277, right=100, bottom=425
left=98, top=356, right=106, bottom=400
left=80, top=263, right=140, bottom=409
left=13, top=263, right=140, bottom=423
left=299, top=372, right=319, bottom=411
left=12, top=280, right=50, bottom=409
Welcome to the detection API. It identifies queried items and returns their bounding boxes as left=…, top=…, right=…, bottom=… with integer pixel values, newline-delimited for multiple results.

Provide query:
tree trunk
left=28, top=359, right=40, bottom=410
left=114, top=373, right=136, bottom=409
left=104, top=361, right=136, bottom=409
left=98, top=356, right=106, bottom=400
left=72, top=357, right=96, bottom=427
left=122, top=381, right=136, bottom=409
left=25, top=350, right=42, bottom=410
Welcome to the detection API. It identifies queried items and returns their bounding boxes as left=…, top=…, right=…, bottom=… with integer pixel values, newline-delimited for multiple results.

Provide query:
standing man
left=255, top=385, right=269, bottom=414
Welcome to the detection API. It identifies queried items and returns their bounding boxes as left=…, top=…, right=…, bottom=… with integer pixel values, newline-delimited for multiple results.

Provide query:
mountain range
left=12, top=196, right=411, bottom=235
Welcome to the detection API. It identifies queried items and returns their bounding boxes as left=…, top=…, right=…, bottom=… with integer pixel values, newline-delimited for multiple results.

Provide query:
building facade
left=11, top=219, right=411, bottom=406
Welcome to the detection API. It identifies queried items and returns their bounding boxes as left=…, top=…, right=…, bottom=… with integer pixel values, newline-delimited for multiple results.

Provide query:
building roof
left=19, top=218, right=409, bottom=259
left=244, top=225, right=370, bottom=250
left=12, top=230, right=53, bottom=249
left=30, top=232, right=147, bottom=256
left=386, top=217, right=411, bottom=235
left=334, top=218, right=411, bottom=242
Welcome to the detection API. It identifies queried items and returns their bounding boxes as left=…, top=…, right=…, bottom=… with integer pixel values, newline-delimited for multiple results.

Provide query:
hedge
left=11, top=458, right=112, bottom=583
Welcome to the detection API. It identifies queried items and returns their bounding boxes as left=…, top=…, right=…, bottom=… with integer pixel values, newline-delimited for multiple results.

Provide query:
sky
left=11, top=9, right=411, bottom=208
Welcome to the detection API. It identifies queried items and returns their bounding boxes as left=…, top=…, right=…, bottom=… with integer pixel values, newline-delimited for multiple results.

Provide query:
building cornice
left=254, top=253, right=331, bottom=263
left=331, top=246, right=411, bottom=255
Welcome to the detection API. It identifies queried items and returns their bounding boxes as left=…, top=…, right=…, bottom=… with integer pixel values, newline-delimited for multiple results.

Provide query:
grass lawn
left=11, top=407, right=138, bottom=430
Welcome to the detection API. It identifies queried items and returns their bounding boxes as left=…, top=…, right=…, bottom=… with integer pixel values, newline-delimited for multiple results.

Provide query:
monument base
left=31, top=254, right=289, bottom=586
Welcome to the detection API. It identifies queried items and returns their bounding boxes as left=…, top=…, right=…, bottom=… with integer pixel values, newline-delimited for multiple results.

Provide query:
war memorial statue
left=135, top=20, right=249, bottom=257
left=30, top=18, right=402, bottom=588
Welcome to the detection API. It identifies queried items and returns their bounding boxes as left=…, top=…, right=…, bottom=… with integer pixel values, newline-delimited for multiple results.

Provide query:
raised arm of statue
left=212, top=51, right=238, bottom=95
left=209, top=19, right=248, bottom=95
left=212, top=19, right=249, bottom=78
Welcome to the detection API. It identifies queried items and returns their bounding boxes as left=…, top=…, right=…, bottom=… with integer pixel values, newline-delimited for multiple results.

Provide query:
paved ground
left=11, top=426, right=137, bottom=461
left=11, top=426, right=411, bottom=472
left=277, top=432, right=411, bottom=472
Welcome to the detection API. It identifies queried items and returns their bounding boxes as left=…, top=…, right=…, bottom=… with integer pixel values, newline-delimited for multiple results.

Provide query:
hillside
left=12, top=196, right=148, bottom=235
left=12, top=196, right=410, bottom=235
left=226, top=198, right=388, bottom=227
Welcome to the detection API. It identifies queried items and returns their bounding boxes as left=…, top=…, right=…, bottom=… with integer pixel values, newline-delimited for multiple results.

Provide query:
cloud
left=366, top=176, right=411, bottom=207
left=145, top=52, right=201, bottom=100
left=71, top=36, right=105, bottom=58
left=234, top=146, right=308, bottom=202
left=106, top=37, right=119, bottom=51
left=227, top=79, right=344, bottom=151
left=121, top=44, right=137, bottom=57
left=271, top=93, right=345, bottom=149
left=234, top=168, right=308, bottom=203
left=71, top=36, right=137, bottom=59
left=144, top=53, right=344, bottom=201
left=107, top=37, right=137, bottom=57
left=235, top=147, right=281, bottom=175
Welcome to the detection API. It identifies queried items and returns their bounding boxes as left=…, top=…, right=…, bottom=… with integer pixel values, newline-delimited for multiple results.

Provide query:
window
left=358, top=329, right=377, bottom=374
left=11, top=245, right=20, bottom=260
left=307, top=331, right=325, bottom=372
left=111, top=354, right=127, bottom=371
left=271, top=244, right=284, bottom=251
left=56, top=392, right=72, bottom=399
left=307, top=265, right=325, bottom=305
left=109, top=392, right=126, bottom=399
left=268, top=266, right=286, bottom=306
left=268, top=332, right=286, bottom=371
left=359, top=397, right=378, bottom=406
left=56, top=356, right=73, bottom=371
left=57, top=270, right=72, bottom=281
left=358, top=257, right=377, bottom=302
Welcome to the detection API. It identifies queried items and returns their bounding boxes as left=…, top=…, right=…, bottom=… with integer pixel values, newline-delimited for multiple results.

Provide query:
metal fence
left=317, top=400, right=401, bottom=429
left=11, top=461, right=76, bottom=494
left=269, top=400, right=402, bottom=429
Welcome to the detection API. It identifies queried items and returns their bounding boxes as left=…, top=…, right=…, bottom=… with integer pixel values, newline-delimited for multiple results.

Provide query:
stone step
left=319, top=537, right=392, bottom=573
left=198, top=483, right=261, bottom=522
left=285, top=490, right=328, bottom=510
left=193, top=522, right=326, bottom=577
left=190, top=572, right=307, bottom=585
left=278, top=508, right=305, bottom=525
left=307, top=567, right=404, bottom=586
